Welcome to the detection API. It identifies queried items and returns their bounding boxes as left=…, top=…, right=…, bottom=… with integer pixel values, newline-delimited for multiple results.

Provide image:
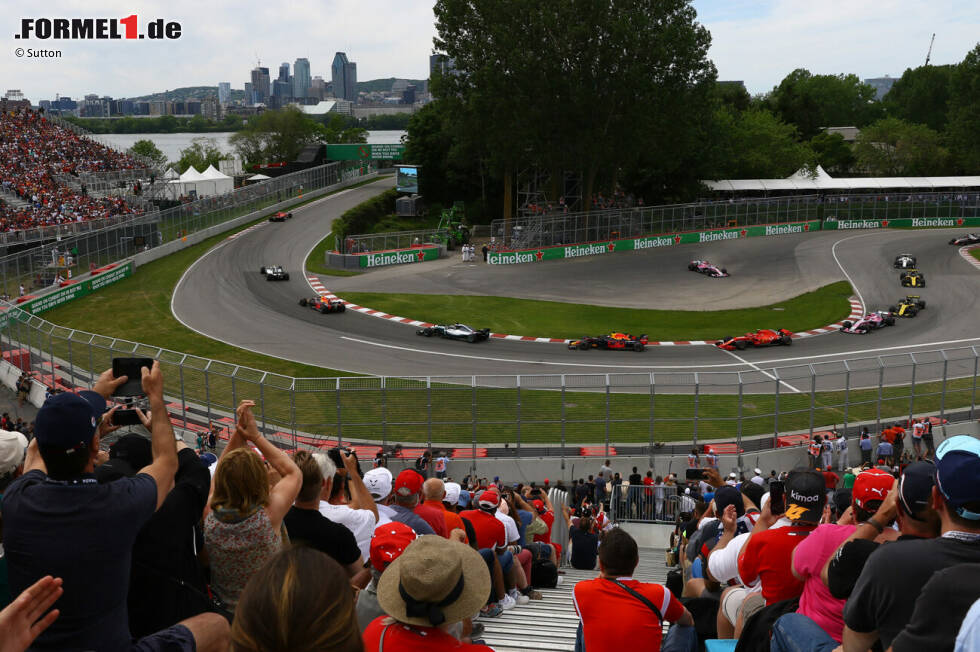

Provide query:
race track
left=172, top=179, right=980, bottom=392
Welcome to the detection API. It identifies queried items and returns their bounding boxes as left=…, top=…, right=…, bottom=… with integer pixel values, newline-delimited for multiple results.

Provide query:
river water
left=98, top=130, right=406, bottom=162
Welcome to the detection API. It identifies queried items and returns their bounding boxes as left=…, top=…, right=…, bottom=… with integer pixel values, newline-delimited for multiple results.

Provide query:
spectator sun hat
left=0, top=429, right=27, bottom=476
left=35, top=390, right=107, bottom=454
left=444, top=482, right=462, bottom=506
left=364, top=467, right=393, bottom=502
left=852, top=468, right=894, bottom=511
left=377, top=535, right=490, bottom=627
left=478, top=488, right=500, bottom=511
left=898, top=461, right=936, bottom=519
left=935, top=446, right=980, bottom=521
left=395, top=468, right=424, bottom=498
left=369, top=521, right=417, bottom=572
left=784, top=470, right=826, bottom=523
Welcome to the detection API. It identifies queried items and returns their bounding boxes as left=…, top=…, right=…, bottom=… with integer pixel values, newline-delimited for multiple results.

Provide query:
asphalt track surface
left=172, top=179, right=980, bottom=393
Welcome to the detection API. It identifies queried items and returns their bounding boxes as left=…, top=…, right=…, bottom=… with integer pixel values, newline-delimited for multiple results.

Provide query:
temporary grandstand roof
left=703, top=168, right=980, bottom=192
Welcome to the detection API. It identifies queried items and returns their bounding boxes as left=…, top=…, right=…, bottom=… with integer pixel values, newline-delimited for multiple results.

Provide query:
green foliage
left=884, top=65, right=954, bottom=132
left=128, top=139, right=167, bottom=168
left=715, top=82, right=752, bottom=112
left=65, top=115, right=240, bottom=134
left=854, top=117, right=950, bottom=176
left=174, top=137, right=227, bottom=174
left=768, top=69, right=882, bottom=138
left=809, top=132, right=854, bottom=174
left=331, top=189, right=399, bottom=241
left=357, top=113, right=412, bottom=130
left=229, top=106, right=322, bottom=167
left=313, top=114, right=368, bottom=144
left=947, top=44, right=980, bottom=173
left=708, top=107, right=814, bottom=178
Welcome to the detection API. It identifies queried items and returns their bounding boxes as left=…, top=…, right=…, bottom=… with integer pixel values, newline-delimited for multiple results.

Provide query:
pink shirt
left=792, top=523, right=855, bottom=642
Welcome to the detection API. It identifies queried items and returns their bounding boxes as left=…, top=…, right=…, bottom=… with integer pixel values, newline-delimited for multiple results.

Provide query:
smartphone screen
left=769, top=481, right=785, bottom=514
left=112, top=358, right=154, bottom=396
left=685, top=468, right=707, bottom=481
left=112, top=409, right=143, bottom=426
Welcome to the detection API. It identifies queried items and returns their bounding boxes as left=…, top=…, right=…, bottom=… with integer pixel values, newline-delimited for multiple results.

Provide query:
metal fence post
left=516, top=376, right=522, bottom=455
left=843, top=362, right=851, bottom=435
left=939, top=352, right=948, bottom=422
left=876, top=360, right=885, bottom=433
left=693, top=373, right=699, bottom=449
left=471, top=377, right=477, bottom=479
left=736, top=372, right=744, bottom=471
left=604, top=375, right=611, bottom=458
left=178, top=357, right=188, bottom=430
left=648, top=373, right=656, bottom=470
left=258, top=372, right=268, bottom=435
left=203, top=362, right=212, bottom=427
left=381, top=377, right=387, bottom=451
left=971, top=348, right=979, bottom=420
left=336, top=378, right=343, bottom=446
left=289, top=379, right=297, bottom=450
left=560, top=375, right=567, bottom=472
left=426, top=377, right=433, bottom=454
left=907, top=355, right=917, bottom=423
left=808, top=364, right=816, bottom=436
left=773, top=369, right=781, bottom=434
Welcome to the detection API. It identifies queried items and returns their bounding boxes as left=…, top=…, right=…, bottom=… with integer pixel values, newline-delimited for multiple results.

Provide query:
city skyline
left=1, top=0, right=977, bottom=100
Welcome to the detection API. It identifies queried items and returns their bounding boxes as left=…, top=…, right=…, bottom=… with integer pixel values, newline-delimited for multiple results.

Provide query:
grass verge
left=970, top=249, right=980, bottom=262
left=305, top=232, right=362, bottom=277
left=336, top=281, right=853, bottom=341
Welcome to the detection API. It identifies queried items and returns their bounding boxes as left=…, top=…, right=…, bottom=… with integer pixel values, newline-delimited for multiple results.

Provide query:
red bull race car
left=839, top=310, right=895, bottom=334
left=270, top=211, right=293, bottom=222
left=715, top=328, right=794, bottom=351
left=568, top=332, right=648, bottom=351
left=688, top=260, right=729, bottom=277
left=298, top=296, right=346, bottom=313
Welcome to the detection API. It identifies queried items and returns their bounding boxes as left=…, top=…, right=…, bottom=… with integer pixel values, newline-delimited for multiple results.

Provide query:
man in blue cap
left=1, top=362, right=230, bottom=651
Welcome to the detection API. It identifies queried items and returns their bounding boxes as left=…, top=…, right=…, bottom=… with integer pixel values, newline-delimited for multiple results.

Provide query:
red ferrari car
left=270, top=211, right=293, bottom=222
left=715, top=328, right=793, bottom=351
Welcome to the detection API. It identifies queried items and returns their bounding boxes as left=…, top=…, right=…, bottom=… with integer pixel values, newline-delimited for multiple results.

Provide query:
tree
left=883, top=65, right=954, bottom=132
left=716, top=108, right=814, bottom=179
left=947, top=44, right=980, bottom=173
left=229, top=106, right=321, bottom=166
left=808, top=132, right=854, bottom=174
left=127, top=139, right=167, bottom=169
left=314, top=114, right=368, bottom=144
left=174, top=137, right=226, bottom=173
left=854, top=118, right=949, bottom=176
left=768, top=69, right=882, bottom=139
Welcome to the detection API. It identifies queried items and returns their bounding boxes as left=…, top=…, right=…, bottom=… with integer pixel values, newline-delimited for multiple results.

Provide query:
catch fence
left=609, top=485, right=681, bottom=524
left=2, top=304, right=977, bottom=462
left=341, top=228, right=450, bottom=254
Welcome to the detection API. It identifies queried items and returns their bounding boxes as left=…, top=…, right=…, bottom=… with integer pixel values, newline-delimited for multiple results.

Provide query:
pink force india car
left=688, top=260, right=729, bottom=277
left=839, top=310, right=896, bottom=334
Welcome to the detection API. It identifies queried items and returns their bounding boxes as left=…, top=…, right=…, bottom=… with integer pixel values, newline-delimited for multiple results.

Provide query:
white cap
left=729, top=472, right=737, bottom=479
left=754, top=468, right=762, bottom=475
left=444, top=482, right=462, bottom=505
left=363, top=467, right=393, bottom=502
left=0, top=429, right=27, bottom=475
left=684, top=487, right=691, bottom=495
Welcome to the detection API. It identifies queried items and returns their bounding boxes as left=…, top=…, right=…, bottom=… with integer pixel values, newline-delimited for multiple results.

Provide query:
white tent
left=179, top=166, right=205, bottom=182
left=703, top=168, right=980, bottom=193
left=162, top=167, right=179, bottom=180
left=194, top=165, right=234, bottom=196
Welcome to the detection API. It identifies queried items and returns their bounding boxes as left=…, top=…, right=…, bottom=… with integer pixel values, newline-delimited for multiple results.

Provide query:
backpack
left=531, top=558, right=559, bottom=588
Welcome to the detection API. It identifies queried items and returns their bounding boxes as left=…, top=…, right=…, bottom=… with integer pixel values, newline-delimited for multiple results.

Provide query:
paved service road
left=172, top=185, right=980, bottom=392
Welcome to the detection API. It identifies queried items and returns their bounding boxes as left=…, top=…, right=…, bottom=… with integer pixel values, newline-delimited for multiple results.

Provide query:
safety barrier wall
left=2, top=302, right=977, bottom=463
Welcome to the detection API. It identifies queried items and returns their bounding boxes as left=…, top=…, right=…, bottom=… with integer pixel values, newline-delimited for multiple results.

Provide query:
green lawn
left=970, top=249, right=980, bottom=262
left=305, top=231, right=363, bottom=277
left=336, top=281, right=853, bottom=341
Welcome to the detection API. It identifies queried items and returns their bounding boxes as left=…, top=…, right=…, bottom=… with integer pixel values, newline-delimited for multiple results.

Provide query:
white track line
left=831, top=233, right=869, bottom=314
left=719, top=348, right=802, bottom=393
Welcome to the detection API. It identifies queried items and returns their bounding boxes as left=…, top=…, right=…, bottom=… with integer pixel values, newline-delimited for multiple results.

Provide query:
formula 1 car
left=269, top=211, right=293, bottom=222
left=298, top=296, right=346, bottom=313
left=688, top=260, right=729, bottom=277
left=416, top=323, right=491, bottom=343
left=889, top=295, right=926, bottom=317
left=839, top=310, right=896, bottom=334
left=893, top=254, right=916, bottom=269
left=949, top=234, right=980, bottom=246
left=568, top=332, right=648, bottom=351
left=900, top=269, right=926, bottom=288
left=715, top=328, right=794, bottom=351
left=260, top=265, right=289, bottom=281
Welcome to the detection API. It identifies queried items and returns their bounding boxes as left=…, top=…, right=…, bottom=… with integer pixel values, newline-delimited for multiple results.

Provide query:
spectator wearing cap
left=442, top=482, right=477, bottom=543
left=750, top=468, right=765, bottom=487
left=230, top=546, right=362, bottom=652
left=318, top=448, right=380, bottom=560
left=684, top=484, right=757, bottom=599
left=283, top=450, right=364, bottom=580
left=841, top=436, right=980, bottom=652
left=737, top=469, right=826, bottom=606
left=0, top=428, right=27, bottom=608
left=363, top=467, right=396, bottom=525
left=574, top=528, right=695, bottom=652
left=357, top=521, right=417, bottom=632
left=388, top=469, right=439, bottom=537
left=822, top=435, right=834, bottom=470
left=2, top=363, right=230, bottom=650
left=460, top=488, right=522, bottom=611
left=362, top=535, right=495, bottom=651
left=836, top=434, right=849, bottom=472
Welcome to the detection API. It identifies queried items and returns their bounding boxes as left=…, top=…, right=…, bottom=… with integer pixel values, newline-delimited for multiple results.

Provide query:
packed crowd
left=0, top=110, right=143, bottom=231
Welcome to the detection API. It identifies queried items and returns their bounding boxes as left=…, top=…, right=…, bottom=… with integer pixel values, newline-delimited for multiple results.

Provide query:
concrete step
left=0, top=187, right=31, bottom=211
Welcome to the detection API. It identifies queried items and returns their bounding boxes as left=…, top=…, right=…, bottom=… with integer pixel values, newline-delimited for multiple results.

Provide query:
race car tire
left=950, top=239, right=958, bottom=245
left=842, top=321, right=852, bottom=329
left=780, top=335, right=792, bottom=345
left=908, top=308, right=917, bottom=317
left=319, top=306, right=328, bottom=314
left=920, top=281, right=925, bottom=287
left=421, top=328, right=433, bottom=337
left=337, top=304, right=345, bottom=313
left=298, top=298, right=308, bottom=307
left=918, top=300, right=926, bottom=308
left=634, top=342, right=645, bottom=352
left=267, top=276, right=274, bottom=281
left=578, top=341, right=589, bottom=350
left=735, top=340, right=748, bottom=351
left=721, top=268, right=728, bottom=275
left=260, top=267, right=266, bottom=274
left=889, top=306, right=897, bottom=313
left=688, top=263, right=697, bottom=271
left=885, top=316, right=896, bottom=326
left=467, top=334, right=477, bottom=343
left=287, top=212, right=293, bottom=219
left=283, top=273, right=290, bottom=281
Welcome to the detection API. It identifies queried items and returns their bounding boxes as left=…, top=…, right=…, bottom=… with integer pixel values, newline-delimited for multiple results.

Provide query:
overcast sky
left=2, top=0, right=977, bottom=101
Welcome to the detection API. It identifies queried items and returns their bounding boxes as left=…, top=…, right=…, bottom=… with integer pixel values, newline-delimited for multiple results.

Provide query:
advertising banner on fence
left=822, top=217, right=980, bottom=230
left=487, top=220, right=822, bottom=265
left=18, top=262, right=133, bottom=315
left=357, top=247, right=440, bottom=268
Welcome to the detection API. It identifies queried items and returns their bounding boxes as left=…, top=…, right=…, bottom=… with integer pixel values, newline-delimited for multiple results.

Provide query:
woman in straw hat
left=363, top=535, right=494, bottom=651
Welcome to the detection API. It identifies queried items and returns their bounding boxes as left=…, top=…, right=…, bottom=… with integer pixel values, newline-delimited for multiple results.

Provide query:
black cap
left=714, top=485, right=745, bottom=517
left=784, top=470, right=826, bottom=523
left=899, top=461, right=936, bottom=518
left=741, top=482, right=765, bottom=510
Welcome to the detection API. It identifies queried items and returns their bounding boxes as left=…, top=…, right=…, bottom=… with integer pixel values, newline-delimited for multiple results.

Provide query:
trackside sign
left=823, top=217, right=980, bottom=230
left=487, top=220, right=821, bottom=265
left=358, top=246, right=440, bottom=268
left=18, top=262, right=133, bottom=315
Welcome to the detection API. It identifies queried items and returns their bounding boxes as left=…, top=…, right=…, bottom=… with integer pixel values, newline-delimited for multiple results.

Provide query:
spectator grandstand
left=0, top=110, right=145, bottom=232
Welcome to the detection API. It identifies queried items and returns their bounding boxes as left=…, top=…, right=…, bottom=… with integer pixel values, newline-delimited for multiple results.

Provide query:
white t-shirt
left=706, top=517, right=791, bottom=587
left=751, top=476, right=765, bottom=486
left=319, top=501, right=378, bottom=560
left=495, top=510, right=520, bottom=544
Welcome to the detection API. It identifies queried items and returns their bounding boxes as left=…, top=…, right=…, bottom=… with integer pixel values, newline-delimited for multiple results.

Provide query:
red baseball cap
left=543, top=478, right=550, bottom=485
left=532, top=499, right=546, bottom=513
left=369, top=522, right=417, bottom=571
left=852, top=469, right=894, bottom=510
left=478, top=488, right=500, bottom=510
left=395, top=469, right=424, bottom=497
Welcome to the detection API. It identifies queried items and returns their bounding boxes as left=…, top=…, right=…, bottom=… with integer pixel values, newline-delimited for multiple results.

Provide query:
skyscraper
left=250, top=66, right=270, bottom=105
left=218, top=82, right=231, bottom=104
left=278, top=62, right=291, bottom=83
left=331, top=52, right=357, bottom=102
left=293, top=58, right=311, bottom=102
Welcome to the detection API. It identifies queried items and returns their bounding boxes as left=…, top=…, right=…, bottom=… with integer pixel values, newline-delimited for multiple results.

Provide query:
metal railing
left=2, top=303, right=977, bottom=460
left=490, top=192, right=980, bottom=251
left=609, top=485, right=681, bottom=523
left=340, top=228, right=450, bottom=254
left=0, top=161, right=363, bottom=296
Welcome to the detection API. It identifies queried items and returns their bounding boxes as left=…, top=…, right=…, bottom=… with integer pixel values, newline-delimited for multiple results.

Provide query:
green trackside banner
left=486, top=220, right=823, bottom=265
left=823, top=217, right=980, bottom=230
left=18, top=262, right=133, bottom=315
left=357, top=247, right=440, bottom=268
left=325, top=144, right=405, bottom=161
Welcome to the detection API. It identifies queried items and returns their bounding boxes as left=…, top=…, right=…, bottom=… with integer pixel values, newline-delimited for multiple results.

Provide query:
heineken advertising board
left=487, top=220, right=822, bottom=265
left=357, top=247, right=440, bottom=268
left=823, top=217, right=980, bottom=230
left=18, top=263, right=133, bottom=315
left=325, top=144, right=405, bottom=161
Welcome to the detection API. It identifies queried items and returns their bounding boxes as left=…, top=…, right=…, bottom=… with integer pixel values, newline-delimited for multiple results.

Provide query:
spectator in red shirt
left=574, top=528, right=695, bottom=652
left=363, top=535, right=494, bottom=651
left=393, top=470, right=447, bottom=538
left=460, top=489, right=521, bottom=611
left=737, top=469, right=826, bottom=605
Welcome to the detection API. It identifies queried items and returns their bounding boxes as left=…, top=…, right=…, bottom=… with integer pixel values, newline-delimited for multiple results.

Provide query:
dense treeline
left=64, top=114, right=244, bottom=134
